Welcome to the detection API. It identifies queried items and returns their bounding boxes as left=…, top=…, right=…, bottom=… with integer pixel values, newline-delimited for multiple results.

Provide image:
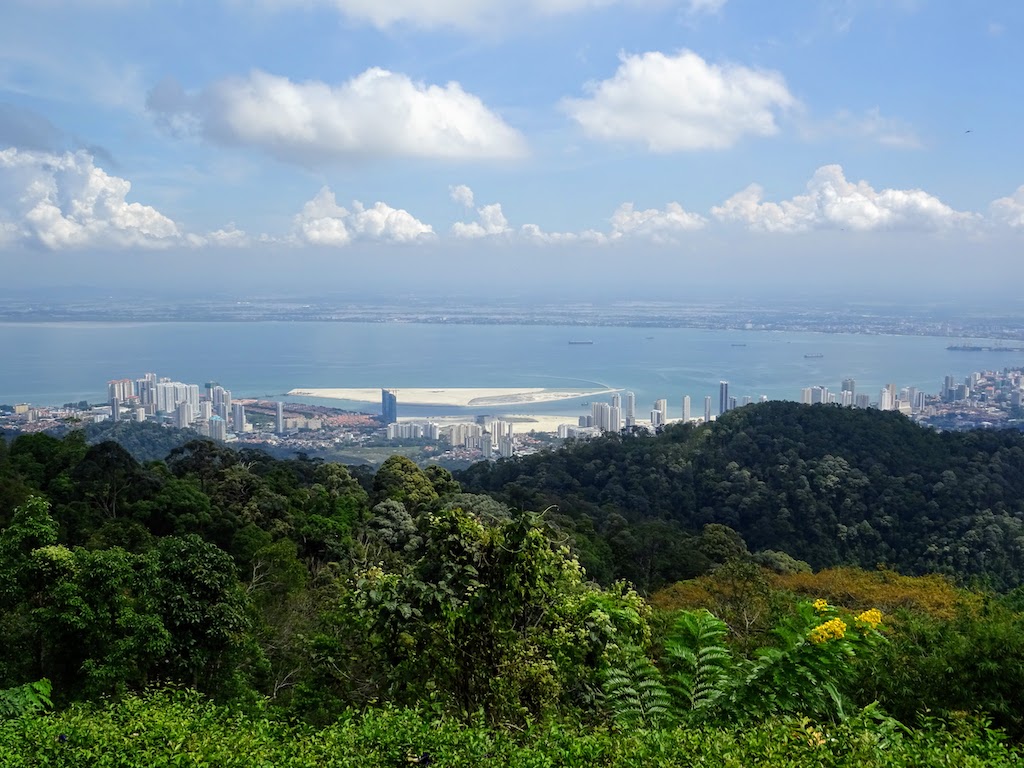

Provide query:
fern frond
left=663, top=610, right=733, bottom=718
left=599, top=646, right=670, bottom=728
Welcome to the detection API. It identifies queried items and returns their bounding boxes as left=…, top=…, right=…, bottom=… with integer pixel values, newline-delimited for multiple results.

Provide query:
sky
left=1, top=0, right=1023, bottom=300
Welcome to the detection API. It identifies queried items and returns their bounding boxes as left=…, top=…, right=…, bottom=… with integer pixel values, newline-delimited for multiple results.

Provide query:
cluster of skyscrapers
left=569, top=381, right=766, bottom=436
left=106, top=374, right=249, bottom=439
left=386, top=414, right=516, bottom=458
left=799, top=379, right=926, bottom=413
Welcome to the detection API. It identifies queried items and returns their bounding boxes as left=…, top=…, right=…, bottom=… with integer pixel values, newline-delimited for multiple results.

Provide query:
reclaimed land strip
left=286, top=387, right=619, bottom=407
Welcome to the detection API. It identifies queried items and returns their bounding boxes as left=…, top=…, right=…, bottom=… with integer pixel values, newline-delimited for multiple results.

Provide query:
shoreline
left=286, top=387, right=620, bottom=408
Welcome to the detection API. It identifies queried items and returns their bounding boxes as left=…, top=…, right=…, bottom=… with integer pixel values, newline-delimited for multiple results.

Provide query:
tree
left=30, top=545, right=170, bottom=700
left=372, top=456, right=438, bottom=511
left=70, top=442, right=141, bottom=519
left=153, top=535, right=257, bottom=697
left=166, top=440, right=238, bottom=493
left=336, top=507, right=651, bottom=725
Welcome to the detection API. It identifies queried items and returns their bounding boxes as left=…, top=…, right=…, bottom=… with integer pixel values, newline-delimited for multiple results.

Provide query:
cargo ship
left=568, top=340, right=594, bottom=345
left=804, top=353, right=824, bottom=359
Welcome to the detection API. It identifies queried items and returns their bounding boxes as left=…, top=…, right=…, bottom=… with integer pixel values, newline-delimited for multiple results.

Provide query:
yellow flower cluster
left=808, top=618, right=847, bottom=644
left=812, top=598, right=830, bottom=613
left=856, top=608, right=883, bottom=629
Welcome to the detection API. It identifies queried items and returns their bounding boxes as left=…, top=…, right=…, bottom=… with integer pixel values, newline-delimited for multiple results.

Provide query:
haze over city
left=1, top=1, right=1022, bottom=299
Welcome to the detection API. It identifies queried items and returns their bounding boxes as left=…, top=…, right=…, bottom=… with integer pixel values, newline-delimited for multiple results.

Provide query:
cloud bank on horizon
left=0, top=0, right=1021, bottom=278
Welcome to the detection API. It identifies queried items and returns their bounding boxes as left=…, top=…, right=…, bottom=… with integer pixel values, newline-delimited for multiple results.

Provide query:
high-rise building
left=498, top=435, right=515, bottom=459
left=107, top=379, right=135, bottom=404
left=704, top=396, right=712, bottom=423
left=110, top=398, right=121, bottom=421
left=209, top=415, right=227, bottom=442
left=175, top=400, right=193, bottom=429
left=199, top=401, right=213, bottom=420
left=611, top=393, right=621, bottom=409
left=655, top=398, right=667, bottom=424
left=625, top=391, right=636, bottom=422
left=800, top=387, right=813, bottom=405
left=382, top=389, right=398, bottom=424
left=276, top=401, right=285, bottom=433
left=609, top=405, right=621, bottom=433
left=650, top=409, right=662, bottom=428
left=855, top=393, right=871, bottom=409
left=879, top=388, right=894, bottom=411
left=232, top=403, right=246, bottom=432
left=719, top=381, right=729, bottom=416
left=841, top=379, right=856, bottom=398
left=728, top=396, right=737, bottom=411
left=682, top=395, right=691, bottom=422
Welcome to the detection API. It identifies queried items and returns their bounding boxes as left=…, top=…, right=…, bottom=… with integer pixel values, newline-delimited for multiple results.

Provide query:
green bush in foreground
left=0, top=690, right=1019, bottom=768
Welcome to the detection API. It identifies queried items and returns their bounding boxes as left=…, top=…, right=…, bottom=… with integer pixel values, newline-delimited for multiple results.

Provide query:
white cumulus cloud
left=449, top=184, right=476, bottom=208
left=991, top=186, right=1024, bottom=228
left=187, top=223, right=250, bottom=248
left=148, top=68, right=526, bottom=165
left=610, top=201, right=706, bottom=241
left=712, top=165, right=977, bottom=233
left=0, top=147, right=181, bottom=249
left=450, top=184, right=704, bottom=243
left=294, top=186, right=434, bottom=246
left=563, top=49, right=796, bottom=151
left=452, top=202, right=512, bottom=239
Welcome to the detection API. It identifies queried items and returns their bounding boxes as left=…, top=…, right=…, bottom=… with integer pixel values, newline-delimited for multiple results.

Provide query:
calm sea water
left=1, top=322, right=1019, bottom=418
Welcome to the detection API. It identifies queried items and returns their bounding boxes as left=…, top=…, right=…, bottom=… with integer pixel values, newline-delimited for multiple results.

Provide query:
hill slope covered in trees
left=459, top=402, right=1024, bottom=590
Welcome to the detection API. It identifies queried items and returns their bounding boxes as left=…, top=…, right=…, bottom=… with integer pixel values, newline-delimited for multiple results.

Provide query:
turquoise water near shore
left=1, top=322, right=1019, bottom=418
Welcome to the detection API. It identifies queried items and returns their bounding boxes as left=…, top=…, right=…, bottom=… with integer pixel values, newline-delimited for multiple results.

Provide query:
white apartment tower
left=232, top=403, right=246, bottom=432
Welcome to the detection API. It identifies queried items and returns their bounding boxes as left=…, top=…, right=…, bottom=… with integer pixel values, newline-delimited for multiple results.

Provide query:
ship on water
left=804, top=353, right=824, bottom=359
left=568, top=340, right=594, bottom=345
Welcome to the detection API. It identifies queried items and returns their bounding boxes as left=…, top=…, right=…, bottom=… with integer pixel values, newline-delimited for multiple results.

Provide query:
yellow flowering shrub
left=812, top=598, right=829, bottom=613
left=855, top=608, right=883, bottom=629
left=774, top=567, right=978, bottom=620
left=808, top=618, right=847, bottom=644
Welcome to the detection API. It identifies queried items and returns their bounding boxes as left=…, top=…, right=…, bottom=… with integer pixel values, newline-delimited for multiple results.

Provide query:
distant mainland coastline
left=286, top=387, right=619, bottom=408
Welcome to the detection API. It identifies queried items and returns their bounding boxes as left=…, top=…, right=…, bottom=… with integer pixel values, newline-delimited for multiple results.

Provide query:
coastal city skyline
left=3, top=361, right=1020, bottom=466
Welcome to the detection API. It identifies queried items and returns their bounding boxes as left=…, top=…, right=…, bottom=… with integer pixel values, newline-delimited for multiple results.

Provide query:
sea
left=1, top=321, right=1020, bottom=419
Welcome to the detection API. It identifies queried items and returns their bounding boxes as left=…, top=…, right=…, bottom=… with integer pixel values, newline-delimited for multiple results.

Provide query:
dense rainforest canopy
left=3, top=403, right=1024, bottom=764
left=460, top=401, right=1024, bottom=591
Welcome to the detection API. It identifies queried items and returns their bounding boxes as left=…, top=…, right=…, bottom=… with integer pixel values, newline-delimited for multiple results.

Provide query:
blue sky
left=1, top=0, right=1022, bottom=298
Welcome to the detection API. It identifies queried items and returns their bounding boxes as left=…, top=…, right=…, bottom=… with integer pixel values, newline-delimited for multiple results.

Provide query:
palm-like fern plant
left=663, top=609, right=733, bottom=717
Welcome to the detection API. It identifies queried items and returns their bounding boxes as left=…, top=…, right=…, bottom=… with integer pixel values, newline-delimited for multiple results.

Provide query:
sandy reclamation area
left=286, top=387, right=617, bottom=408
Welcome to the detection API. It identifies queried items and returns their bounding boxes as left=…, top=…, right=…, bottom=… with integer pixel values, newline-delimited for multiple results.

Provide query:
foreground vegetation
left=4, top=405, right=1024, bottom=762
left=2, top=692, right=1020, bottom=767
